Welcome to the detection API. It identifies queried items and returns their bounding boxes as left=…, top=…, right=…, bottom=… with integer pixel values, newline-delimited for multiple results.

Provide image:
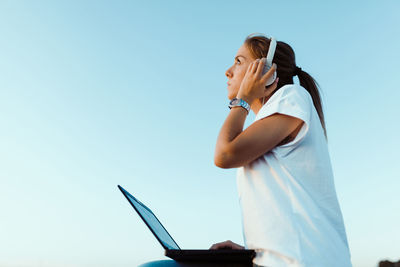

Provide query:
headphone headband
left=266, top=37, right=277, bottom=65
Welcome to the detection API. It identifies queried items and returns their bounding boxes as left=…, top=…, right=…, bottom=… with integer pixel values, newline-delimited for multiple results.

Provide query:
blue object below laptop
left=118, top=185, right=255, bottom=265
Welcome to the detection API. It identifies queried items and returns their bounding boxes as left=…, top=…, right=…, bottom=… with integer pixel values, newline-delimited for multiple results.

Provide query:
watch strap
left=228, top=98, right=250, bottom=114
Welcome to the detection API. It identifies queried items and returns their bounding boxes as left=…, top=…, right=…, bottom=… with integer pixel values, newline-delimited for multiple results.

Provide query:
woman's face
left=225, top=44, right=255, bottom=100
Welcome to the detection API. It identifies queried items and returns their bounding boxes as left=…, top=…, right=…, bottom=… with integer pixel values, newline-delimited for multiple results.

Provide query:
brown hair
left=244, top=33, right=327, bottom=138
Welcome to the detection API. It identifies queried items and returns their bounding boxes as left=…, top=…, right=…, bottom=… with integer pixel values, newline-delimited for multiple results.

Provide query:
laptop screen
left=118, top=185, right=180, bottom=250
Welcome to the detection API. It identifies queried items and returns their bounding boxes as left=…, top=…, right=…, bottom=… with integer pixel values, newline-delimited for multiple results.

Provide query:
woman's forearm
left=214, top=106, right=247, bottom=167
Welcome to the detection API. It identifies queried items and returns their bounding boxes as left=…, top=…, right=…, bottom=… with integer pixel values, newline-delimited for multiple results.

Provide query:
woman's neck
left=251, top=95, right=272, bottom=115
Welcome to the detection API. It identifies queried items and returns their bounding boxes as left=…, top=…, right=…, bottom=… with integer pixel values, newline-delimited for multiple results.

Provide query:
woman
left=210, top=34, right=352, bottom=267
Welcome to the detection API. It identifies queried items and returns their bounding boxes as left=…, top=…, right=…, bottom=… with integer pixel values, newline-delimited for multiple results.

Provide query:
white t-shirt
left=236, top=84, right=352, bottom=267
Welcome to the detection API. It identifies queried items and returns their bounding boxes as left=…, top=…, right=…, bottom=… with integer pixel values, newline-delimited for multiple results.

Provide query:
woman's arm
left=214, top=59, right=303, bottom=169
left=214, top=108, right=302, bottom=169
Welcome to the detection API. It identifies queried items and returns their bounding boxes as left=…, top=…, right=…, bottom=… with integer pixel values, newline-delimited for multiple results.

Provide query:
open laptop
left=118, top=185, right=255, bottom=264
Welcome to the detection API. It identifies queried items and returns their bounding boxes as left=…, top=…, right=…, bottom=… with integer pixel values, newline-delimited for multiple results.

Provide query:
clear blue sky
left=1, top=1, right=399, bottom=266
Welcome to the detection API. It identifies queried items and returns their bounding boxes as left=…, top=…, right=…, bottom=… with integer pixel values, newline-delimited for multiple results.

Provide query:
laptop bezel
left=118, top=185, right=181, bottom=250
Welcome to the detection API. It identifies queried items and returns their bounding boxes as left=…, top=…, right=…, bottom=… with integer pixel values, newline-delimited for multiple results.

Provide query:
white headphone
left=262, top=37, right=277, bottom=87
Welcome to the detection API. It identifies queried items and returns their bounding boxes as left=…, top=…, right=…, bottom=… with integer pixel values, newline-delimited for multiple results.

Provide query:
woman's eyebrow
left=235, top=55, right=246, bottom=60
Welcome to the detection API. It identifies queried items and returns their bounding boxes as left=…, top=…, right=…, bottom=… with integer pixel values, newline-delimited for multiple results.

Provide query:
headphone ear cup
left=265, top=70, right=277, bottom=87
left=263, top=64, right=277, bottom=87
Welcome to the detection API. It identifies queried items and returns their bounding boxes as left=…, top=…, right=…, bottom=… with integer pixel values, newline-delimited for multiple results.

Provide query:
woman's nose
left=225, top=67, right=232, bottom=78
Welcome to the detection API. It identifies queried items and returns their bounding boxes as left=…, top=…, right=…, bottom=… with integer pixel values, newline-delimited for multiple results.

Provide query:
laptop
left=118, top=185, right=256, bottom=264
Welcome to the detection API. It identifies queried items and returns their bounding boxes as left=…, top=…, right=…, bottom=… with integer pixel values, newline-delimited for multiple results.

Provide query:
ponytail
left=296, top=68, right=327, bottom=139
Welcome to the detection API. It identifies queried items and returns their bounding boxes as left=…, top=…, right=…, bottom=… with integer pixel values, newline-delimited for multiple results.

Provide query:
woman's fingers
left=227, top=240, right=245, bottom=250
left=254, top=58, right=275, bottom=78
left=255, top=58, right=266, bottom=75
left=209, top=243, right=219, bottom=250
left=247, top=62, right=253, bottom=72
left=210, top=241, right=228, bottom=250
left=249, top=60, right=257, bottom=73
left=209, top=240, right=245, bottom=250
left=210, top=242, right=228, bottom=250
left=238, top=60, right=278, bottom=101
left=248, top=58, right=269, bottom=77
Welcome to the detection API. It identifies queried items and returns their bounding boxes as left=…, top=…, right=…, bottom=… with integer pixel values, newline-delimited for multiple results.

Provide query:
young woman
left=210, top=34, right=352, bottom=267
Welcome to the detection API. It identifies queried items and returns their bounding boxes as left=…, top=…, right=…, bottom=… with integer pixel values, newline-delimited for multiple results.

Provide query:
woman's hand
left=209, top=240, right=245, bottom=250
left=237, top=58, right=278, bottom=104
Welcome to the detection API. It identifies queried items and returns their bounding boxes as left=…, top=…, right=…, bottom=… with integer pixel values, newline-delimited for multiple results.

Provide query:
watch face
left=230, top=98, right=240, bottom=105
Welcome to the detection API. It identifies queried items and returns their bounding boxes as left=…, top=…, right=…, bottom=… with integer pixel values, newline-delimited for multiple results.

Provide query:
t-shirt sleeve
left=254, top=84, right=312, bottom=148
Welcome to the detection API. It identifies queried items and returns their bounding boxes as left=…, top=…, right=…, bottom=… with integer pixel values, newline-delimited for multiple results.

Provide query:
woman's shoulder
left=256, top=83, right=313, bottom=123
left=272, top=83, right=311, bottom=101
left=264, top=84, right=312, bottom=111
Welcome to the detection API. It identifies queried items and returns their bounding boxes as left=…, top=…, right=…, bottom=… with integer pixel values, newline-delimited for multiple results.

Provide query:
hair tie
left=294, top=66, right=302, bottom=76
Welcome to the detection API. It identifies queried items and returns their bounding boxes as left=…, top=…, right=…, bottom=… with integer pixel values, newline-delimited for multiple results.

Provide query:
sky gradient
left=1, top=1, right=399, bottom=266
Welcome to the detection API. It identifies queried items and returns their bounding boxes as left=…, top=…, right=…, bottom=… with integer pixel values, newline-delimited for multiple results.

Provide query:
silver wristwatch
left=228, top=98, right=250, bottom=114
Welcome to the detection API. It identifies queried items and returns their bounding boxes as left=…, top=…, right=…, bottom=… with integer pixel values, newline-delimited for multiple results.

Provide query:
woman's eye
left=235, top=59, right=241, bottom=65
